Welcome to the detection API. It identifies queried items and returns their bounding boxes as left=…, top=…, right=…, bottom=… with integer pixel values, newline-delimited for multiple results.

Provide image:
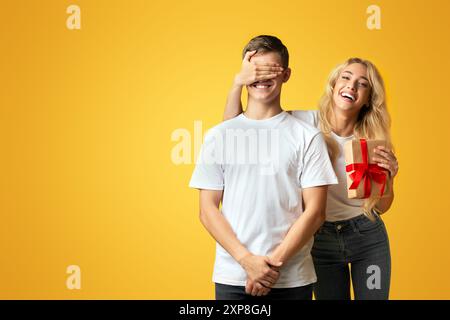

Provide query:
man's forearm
left=200, top=205, right=250, bottom=263
left=223, top=82, right=244, bottom=121
left=270, top=208, right=325, bottom=264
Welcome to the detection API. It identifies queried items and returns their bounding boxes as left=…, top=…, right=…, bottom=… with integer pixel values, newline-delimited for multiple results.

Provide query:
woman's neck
left=330, top=108, right=358, bottom=137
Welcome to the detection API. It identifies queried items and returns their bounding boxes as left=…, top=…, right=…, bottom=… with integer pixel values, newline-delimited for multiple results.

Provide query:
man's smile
left=250, top=80, right=273, bottom=89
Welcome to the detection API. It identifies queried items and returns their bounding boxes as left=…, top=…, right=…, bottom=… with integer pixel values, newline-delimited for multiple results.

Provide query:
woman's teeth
left=341, top=92, right=355, bottom=101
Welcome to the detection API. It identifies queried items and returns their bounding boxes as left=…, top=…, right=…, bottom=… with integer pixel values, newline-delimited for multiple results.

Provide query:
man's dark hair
left=242, top=35, right=289, bottom=68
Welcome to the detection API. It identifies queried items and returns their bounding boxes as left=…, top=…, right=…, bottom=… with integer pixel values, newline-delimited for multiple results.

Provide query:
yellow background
left=1, top=0, right=449, bottom=299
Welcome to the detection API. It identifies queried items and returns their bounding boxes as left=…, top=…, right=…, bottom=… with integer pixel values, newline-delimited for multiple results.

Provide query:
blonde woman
left=223, top=55, right=399, bottom=300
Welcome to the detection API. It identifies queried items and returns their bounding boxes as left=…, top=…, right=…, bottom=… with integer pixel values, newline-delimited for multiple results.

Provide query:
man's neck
left=244, top=98, right=283, bottom=120
left=330, top=107, right=358, bottom=137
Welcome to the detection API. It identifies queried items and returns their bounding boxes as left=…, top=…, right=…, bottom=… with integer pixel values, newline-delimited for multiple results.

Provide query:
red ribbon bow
left=345, top=139, right=388, bottom=199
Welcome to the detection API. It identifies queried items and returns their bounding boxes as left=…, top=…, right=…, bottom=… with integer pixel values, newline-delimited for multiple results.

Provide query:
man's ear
left=282, top=68, right=291, bottom=83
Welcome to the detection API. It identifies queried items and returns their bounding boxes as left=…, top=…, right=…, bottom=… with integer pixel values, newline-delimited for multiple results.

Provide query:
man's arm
left=269, top=186, right=328, bottom=264
left=199, top=189, right=249, bottom=262
left=199, top=190, right=281, bottom=293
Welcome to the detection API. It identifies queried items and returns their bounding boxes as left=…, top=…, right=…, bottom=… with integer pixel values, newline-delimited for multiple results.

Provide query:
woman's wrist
left=233, top=74, right=246, bottom=87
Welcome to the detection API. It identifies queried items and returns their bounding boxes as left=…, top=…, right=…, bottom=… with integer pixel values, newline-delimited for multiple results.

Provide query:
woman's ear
left=282, top=68, right=291, bottom=83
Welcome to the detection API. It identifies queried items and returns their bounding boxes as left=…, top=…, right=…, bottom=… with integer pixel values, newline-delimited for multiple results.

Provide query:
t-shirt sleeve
left=299, top=132, right=338, bottom=188
left=189, top=130, right=224, bottom=190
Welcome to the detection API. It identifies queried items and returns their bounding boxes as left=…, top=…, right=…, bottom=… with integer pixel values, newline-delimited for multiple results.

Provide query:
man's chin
left=248, top=93, right=277, bottom=103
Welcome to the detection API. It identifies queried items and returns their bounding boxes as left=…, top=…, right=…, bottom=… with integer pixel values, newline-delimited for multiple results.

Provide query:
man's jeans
left=312, top=213, right=391, bottom=300
left=215, top=283, right=313, bottom=300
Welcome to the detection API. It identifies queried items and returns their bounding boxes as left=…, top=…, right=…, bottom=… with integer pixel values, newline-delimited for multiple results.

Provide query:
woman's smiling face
left=333, top=63, right=371, bottom=113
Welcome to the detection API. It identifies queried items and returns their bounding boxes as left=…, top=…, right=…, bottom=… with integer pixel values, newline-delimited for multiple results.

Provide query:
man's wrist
left=269, top=248, right=285, bottom=266
left=237, top=252, right=253, bottom=268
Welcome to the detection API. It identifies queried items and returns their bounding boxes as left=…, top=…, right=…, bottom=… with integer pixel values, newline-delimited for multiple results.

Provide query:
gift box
left=344, top=138, right=391, bottom=199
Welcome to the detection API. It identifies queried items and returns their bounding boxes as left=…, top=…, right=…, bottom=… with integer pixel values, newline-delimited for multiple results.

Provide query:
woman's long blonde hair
left=318, top=57, right=393, bottom=220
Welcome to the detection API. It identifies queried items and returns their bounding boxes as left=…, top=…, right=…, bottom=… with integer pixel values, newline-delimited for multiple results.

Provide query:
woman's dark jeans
left=312, top=213, right=391, bottom=300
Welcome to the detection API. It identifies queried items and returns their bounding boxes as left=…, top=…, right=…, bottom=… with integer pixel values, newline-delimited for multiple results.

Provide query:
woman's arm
left=375, top=179, right=394, bottom=213
left=224, top=82, right=244, bottom=121
left=372, top=145, right=399, bottom=213
left=223, top=50, right=284, bottom=121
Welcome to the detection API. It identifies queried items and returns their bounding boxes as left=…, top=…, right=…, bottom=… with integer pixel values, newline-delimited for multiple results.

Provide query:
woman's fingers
left=375, top=149, right=391, bottom=160
left=372, top=156, right=388, bottom=164
left=255, top=69, right=283, bottom=75
left=373, top=146, right=399, bottom=176
left=255, top=74, right=279, bottom=81
left=375, top=146, right=397, bottom=161
left=253, top=70, right=284, bottom=82
left=255, top=65, right=284, bottom=72
left=243, top=50, right=257, bottom=62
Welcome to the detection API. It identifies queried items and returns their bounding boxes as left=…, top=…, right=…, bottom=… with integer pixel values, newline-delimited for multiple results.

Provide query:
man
left=189, top=35, right=338, bottom=300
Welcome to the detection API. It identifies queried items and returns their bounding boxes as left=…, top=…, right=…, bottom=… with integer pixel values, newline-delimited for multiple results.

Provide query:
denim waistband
left=320, top=213, right=381, bottom=233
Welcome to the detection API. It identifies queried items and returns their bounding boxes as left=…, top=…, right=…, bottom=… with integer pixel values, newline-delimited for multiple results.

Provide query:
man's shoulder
left=290, top=109, right=319, bottom=127
left=285, top=112, right=321, bottom=138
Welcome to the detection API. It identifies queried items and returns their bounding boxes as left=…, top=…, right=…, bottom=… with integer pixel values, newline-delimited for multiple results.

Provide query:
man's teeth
left=341, top=92, right=355, bottom=101
left=252, top=82, right=271, bottom=88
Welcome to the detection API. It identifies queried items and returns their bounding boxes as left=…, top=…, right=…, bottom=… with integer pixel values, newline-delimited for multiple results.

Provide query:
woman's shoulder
left=290, top=109, right=319, bottom=127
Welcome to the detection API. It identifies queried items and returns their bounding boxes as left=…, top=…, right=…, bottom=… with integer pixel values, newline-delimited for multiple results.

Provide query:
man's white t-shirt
left=291, top=110, right=364, bottom=222
left=189, top=111, right=338, bottom=288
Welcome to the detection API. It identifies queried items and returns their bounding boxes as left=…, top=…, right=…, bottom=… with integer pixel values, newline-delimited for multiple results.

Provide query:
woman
left=223, top=54, right=399, bottom=300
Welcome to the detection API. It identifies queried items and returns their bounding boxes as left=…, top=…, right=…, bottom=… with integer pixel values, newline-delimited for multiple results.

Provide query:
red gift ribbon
left=345, top=139, right=388, bottom=198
